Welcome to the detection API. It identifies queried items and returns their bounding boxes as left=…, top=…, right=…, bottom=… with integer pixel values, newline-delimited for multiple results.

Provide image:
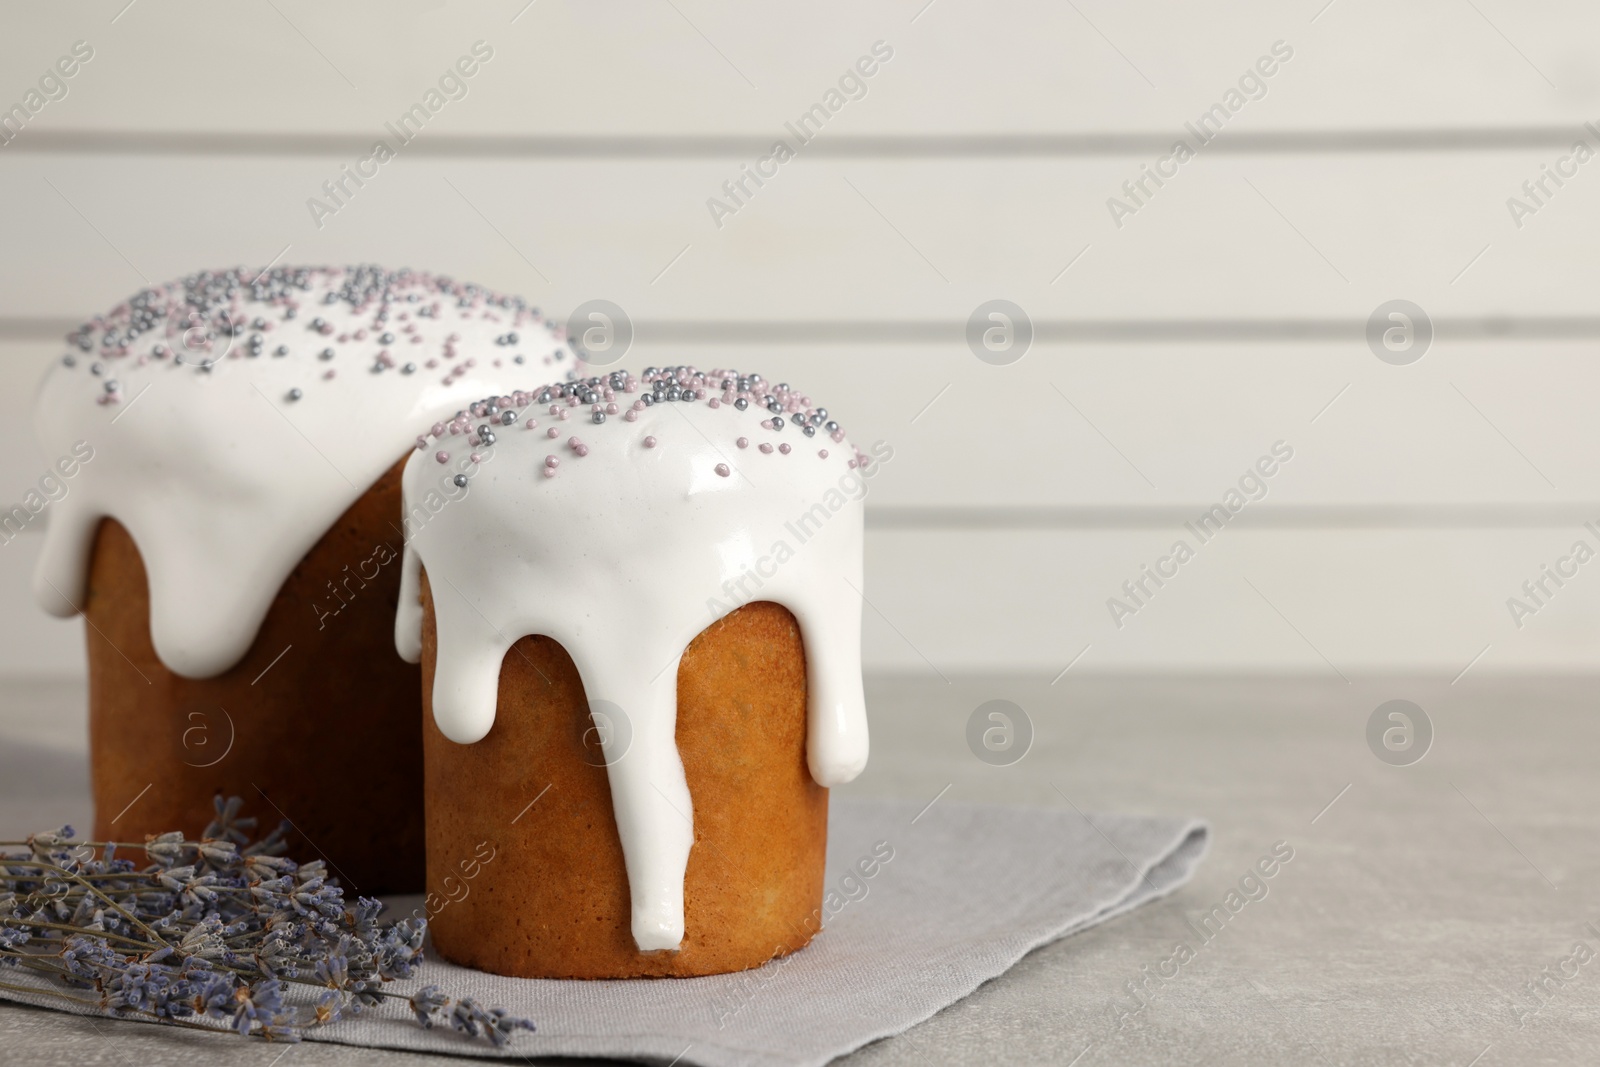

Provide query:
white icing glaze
left=33, top=266, right=560, bottom=678
left=395, top=370, right=871, bottom=952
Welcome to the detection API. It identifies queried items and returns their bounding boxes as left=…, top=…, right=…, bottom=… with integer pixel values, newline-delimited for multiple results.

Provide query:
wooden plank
left=2, top=151, right=1599, bottom=324
left=7, top=337, right=1600, bottom=512
left=5, top=523, right=1600, bottom=676
left=859, top=524, right=1600, bottom=675
left=1, top=0, right=1593, bottom=139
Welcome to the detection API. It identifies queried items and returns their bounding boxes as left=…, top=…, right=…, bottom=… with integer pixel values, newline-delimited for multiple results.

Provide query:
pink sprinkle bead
left=625, top=410, right=639, bottom=422
left=575, top=445, right=589, bottom=457
left=818, top=449, right=829, bottom=458
left=470, top=453, right=482, bottom=464
left=415, top=436, right=429, bottom=451
left=525, top=418, right=538, bottom=429
left=715, top=463, right=730, bottom=477
left=779, top=443, right=791, bottom=454
left=435, top=451, right=450, bottom=464
left=759, top=443, right=773, bottom=454
left=545, top=455, right=559, bottom=468
left=547, top=427, right=560, bottom=438
left=606, top=403, right=618, bottom=415
left=736, top=437, right=749, bottom=449
left=543, top=466, right=558, bottom=478
left=643, top=436, right=658, bottom=448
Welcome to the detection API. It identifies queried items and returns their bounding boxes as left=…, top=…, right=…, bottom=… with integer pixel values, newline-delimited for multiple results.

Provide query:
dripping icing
left=32, top=265, right=571, bottom=678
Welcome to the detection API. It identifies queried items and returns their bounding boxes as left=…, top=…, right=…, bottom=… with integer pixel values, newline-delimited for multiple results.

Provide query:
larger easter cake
left=32, top=265, right=559, bottom=892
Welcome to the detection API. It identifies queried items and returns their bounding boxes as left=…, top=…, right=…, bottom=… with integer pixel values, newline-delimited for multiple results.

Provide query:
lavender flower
left=143, top=831, right=187, bottom=868
left=60, top=935, right=121, bottom=982
left=312, top=940, right=350, bottom=990
left=106, top=962, right=167, bottom=1013
left=345, top=897, right=383, bottom=935
left=449, top=996, right=537, bottom=1047
left=194, top=972, right=238, bottom=1019
left=203, top=796, right=257, bottom=845
left=244, top=854, right=295, bottom=881
left=0, top=797, right=536, bottom=1047
left=178, top=915, right=228, bottom=959
left=409, top=984, right=448, bottom=1028
left=230, top=979, right=287, bottom=1035
left=312, top=988, right=343, bottom=1025
left=26, top=827, right=75, bottom=861
left=290, top=878, right=342, bottom=920
left=196, top=839, right=239, bottom=868
left=376, top=917, right=428, bottom=980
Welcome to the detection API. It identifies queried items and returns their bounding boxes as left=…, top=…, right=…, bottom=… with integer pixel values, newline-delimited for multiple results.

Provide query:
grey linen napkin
left=0, top=796, right=1208, bottom=1067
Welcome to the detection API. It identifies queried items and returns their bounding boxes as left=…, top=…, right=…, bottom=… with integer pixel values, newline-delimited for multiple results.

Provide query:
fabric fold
left=0, top=796, right=1209, bottom=1067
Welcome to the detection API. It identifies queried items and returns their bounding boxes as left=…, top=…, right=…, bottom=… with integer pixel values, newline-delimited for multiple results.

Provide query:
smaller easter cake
left=396, top=366, right=879, bottom=977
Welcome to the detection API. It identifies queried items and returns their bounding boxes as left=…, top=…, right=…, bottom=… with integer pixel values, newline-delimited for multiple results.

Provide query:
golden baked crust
left=421, top=573, right=827, bottom=978
left=83, top=458, right=424, bottom=894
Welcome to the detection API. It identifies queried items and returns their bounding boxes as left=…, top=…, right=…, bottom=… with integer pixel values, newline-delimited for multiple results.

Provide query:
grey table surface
left=3, top=672, right=1597, bottom=1066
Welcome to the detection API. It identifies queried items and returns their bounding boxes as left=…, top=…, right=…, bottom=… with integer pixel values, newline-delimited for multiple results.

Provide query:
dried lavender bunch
left=0, top=796, right=534, bottom=1046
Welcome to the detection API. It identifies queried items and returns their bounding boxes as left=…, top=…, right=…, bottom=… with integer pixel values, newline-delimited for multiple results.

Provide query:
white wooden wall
left=3, top=0, right=1600, bottom=679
